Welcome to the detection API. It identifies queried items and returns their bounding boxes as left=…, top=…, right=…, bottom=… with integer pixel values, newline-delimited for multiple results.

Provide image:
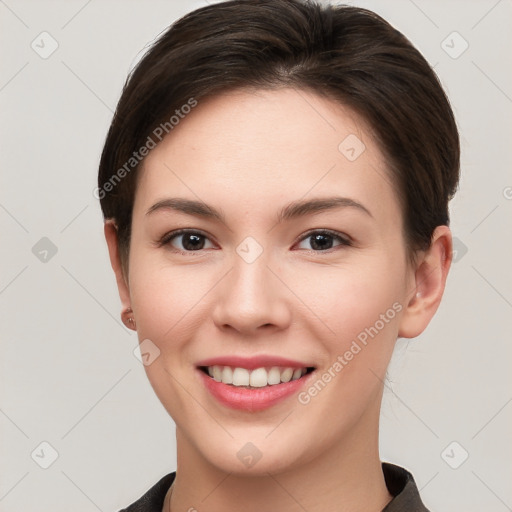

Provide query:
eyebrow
left=145, top=196, right=373, bottom=223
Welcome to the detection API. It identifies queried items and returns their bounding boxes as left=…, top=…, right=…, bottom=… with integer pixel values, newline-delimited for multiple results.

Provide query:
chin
left=195, top=433, right=312, bottom=477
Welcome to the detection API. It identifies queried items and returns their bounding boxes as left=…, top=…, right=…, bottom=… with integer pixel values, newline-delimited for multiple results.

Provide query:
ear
left=104, top=219, right=132, bottom=321
left=398, top=225, right=453, bottom=338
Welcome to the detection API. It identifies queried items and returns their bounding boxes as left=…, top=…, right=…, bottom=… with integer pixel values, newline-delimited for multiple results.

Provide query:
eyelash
left=158, top=228, right=352, bottom=255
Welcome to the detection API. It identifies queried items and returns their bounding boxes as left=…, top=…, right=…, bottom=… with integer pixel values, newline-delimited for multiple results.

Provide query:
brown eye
left=160, top=229, right=215, bottom=252
left=296, top=230, right=351, bottom=252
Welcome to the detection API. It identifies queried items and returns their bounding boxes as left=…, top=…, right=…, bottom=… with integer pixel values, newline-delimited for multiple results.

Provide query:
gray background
left=1, top=0, right=511, bottom=510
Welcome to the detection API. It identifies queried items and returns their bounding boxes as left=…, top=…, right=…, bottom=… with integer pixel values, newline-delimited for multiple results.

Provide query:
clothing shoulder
left=116, top=463, right=429, bottom=511
left=118, top=472, right=175, bottom=512
left=382, top=462, right=430, bottom=512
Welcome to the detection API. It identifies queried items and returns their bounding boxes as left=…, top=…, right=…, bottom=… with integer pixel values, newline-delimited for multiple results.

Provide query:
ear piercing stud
left=123, top=307, right=136, bottom=329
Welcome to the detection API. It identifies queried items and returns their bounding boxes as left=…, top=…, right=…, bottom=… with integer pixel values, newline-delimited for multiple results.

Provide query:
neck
left=165, top=407, right=392, bottom=512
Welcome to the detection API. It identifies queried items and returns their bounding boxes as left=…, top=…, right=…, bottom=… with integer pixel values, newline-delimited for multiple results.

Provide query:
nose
left=211, top=251, right=292, bottom=336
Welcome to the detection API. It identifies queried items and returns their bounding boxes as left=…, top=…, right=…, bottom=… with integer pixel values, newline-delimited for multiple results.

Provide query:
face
left=113, top=88, right=425, bottom=475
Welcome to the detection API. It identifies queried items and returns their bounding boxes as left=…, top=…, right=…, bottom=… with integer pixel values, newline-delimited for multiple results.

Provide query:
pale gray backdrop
left=1, top=0, right=511, bottom=511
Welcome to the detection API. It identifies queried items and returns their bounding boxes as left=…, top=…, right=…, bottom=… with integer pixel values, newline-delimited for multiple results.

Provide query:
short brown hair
left=98, top=0, right=460, bottom=276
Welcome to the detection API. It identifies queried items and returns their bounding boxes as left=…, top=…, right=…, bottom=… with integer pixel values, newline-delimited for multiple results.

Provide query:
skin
left=104, top=88, right=452, bottom=512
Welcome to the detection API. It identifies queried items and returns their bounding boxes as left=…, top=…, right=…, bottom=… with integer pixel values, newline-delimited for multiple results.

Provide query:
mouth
left=195, top=355, right=318, bottom=411
left=198, top=365, right=316, bottom=389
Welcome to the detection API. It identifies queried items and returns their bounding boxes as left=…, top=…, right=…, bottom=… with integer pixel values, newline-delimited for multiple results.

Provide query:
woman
left=98, top=1, right=459, bottom=510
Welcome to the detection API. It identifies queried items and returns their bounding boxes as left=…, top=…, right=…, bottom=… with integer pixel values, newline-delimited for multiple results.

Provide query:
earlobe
left=398, top=226, right=453, bottom=339
left=104, top=220, right=133, bottom=326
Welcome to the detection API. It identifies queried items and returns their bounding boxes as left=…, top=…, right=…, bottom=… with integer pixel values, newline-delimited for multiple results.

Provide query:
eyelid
left=158, top=228, right=216, bottom=248
left=159, top=227, right=352, bottom=253
left=295, top=228, right=352, bottom=247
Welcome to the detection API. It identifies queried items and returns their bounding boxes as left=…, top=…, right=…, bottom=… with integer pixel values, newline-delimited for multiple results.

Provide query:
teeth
left=221, top=366, right=233, bottom=384
left=232, top=368, right=250, bottom=386
left=280, top=368, right=293, bottom=382
left=249, top=368, right=268, bottom=388
left=205, top=365, right=310, bottom=387
left=267, top=367, right=281, bottom=385
left=212, top=365, right=222, bottom=382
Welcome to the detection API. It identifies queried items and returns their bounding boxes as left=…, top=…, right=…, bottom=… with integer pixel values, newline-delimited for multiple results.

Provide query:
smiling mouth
left=198, top=365, right=316, bottom=388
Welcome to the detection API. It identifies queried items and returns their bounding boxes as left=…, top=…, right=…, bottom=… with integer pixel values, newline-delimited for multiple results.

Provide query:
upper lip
left=196, top=355, right=315, bottom=370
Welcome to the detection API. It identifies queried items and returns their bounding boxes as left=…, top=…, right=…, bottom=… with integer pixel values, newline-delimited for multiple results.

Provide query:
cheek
left=129, top=248, right=406, bottom=343
left=309, top=263, right=402, bottom=326
left=130, top=262, right=205, bottom=340
left=127, top=259, right=210, bottom=415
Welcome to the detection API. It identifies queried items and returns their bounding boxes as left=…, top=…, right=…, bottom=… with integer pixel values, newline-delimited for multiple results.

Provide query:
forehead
left=135, top=88, right=401, bottom=227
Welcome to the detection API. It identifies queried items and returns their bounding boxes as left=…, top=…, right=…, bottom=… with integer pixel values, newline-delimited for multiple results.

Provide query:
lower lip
left=197, top=368, right=315, bottom=412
